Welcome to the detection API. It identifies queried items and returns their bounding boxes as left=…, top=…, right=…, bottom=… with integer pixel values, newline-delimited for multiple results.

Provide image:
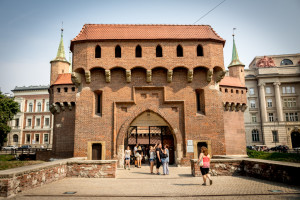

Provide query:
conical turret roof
left=228, top=35, right=244, bottom=67
left=51, top=29, right=69, bottom=63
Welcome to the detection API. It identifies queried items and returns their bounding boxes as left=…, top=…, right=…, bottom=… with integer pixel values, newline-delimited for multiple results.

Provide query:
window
left=135, top=45, right=142, bottom=58
left=225, top=89, right=228, bottom=93
left=267, top=99, right=272, bottom=107
left=176, top=45, right=183, bottom=57
left=36, top=118, right=41, bottom=127
left=13, top=134, right=18, bottom=143
left=46, top=102, right=49, bottom=111
left=64, top=87, right=68, bottom=92
left=115, top=45, right=121, bottom=58
left=283, top=98, right=297, bottom=107
left=44, top=134, right=49, bottom=144
left=28, top=103, right=33, bottom=112
left=156, top=45, right=162, bottom=57
left=282, top=86, right=295, bottom=94
left=231, top=89, right=233, bottom=93
left=35, top=134, right=39, bottom=144
left=280, top=59, right=293, bottom=66
left=95, top=45, right=101, bottom=58
left=251, top=114, right=257, bottom=123
left=266, top=87, right=271, bottom=94
left=268, top=113, right=274, bottom=122
left=236, top=90, right=239, bottom=94
left=252, top=130, right=259, bottom=142
left=250, top=100, right=256, bottom=108
left=197, top=45, right=203, bottom=56
left=72, top=87, right=75, bottom=92
left=95, top=91, right=102, bottom=115
left=26, top=134, right=31, bottom=143
left=15, top=118, right=19, bottom=127
left=37, top=102, right=41, bottom=112
left=45, top=117, right=50, bottom=126
left=285, top=113, right=298, bottom=122
left=195, top=89, right=204, bottom=113
left=57, top=88, right=61, bottom=93
left=272, top=130, right=279, bottom=142
left=249, top=88, right=254, bottom=95
left=241, top=90, right=244, bottom=94
left=27, top=118, right=32, bottom=127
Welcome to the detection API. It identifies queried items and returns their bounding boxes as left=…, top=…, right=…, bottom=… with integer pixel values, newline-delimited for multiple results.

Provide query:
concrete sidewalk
left=7, top=166, right=300, bottom=200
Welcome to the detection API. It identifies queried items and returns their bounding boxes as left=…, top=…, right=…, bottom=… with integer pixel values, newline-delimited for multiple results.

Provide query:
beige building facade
left=244, top=53, right=300, bottom=148
left=6, top=86, right=54, bottom=148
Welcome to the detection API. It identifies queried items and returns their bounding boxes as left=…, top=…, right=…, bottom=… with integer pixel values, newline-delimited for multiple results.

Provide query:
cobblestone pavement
left=7, top=166, right=300, bottom=200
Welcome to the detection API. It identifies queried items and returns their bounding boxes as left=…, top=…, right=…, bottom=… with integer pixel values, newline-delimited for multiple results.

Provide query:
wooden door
left=92, top=143, right=102, bottom=160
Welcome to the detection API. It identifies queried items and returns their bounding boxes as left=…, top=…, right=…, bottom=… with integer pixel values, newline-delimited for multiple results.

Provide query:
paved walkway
left=7, top=165, right=300, bottom=200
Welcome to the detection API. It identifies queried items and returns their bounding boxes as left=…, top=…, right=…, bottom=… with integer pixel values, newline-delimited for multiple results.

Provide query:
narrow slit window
left=197, top=45, right=203, bottom=56
left=177, top=45, right=183, bottom=57
left=156, top=45, right=162, bottom=57
left=196, top=89, right=205, bottom=114
left=95, top=92, right=102, bottom=116
left=115, top=45, right=121, bottom=58
left=135, top=45, right=142, bottom=57
left=95, top=45, right=101, bottom=58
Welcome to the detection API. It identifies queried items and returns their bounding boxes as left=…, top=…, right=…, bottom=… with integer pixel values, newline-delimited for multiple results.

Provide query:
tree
left=0, top=92, right=20, bottom=146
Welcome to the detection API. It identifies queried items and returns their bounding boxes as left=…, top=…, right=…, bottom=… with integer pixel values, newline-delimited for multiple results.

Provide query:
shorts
left=136, top=155, right=141, bottom=161
left=149, top=158, right=154, bottom=162
left=200, top=167, right=209, bottom=175
left=125, top=157, right=130, bottom=160
left=156, top=159, right=161, bottom=169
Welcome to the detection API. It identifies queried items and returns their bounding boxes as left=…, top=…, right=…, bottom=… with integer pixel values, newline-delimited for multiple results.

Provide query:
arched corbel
left=187, top=69, right=193, bottom=83
left=216, top=70, right=226, bottom=83
left=147, top=69, right=152, bottom=83
left=241, top=103, right=248, bottom=112
left=167, top=69, right=173, bottom=83
left=49, top=103, right=56, bottom=114
left=207, top=70, right=213, bottom=83
left=236, top=103, right=242, bottom=111
left=85, top=71, right=91, bottom=84
left=60, top=103, right=65, bottom=111
left=68, top=102, right=72, bottom=111
left=230, top=102, right=235, bottom=111
left=105, top=70, right=111, bottom=83
left=126, top=70, right=131, bottom=83
left=224, top=102, right=230, bottom=111
left=71, top=72, right=81, bottom=87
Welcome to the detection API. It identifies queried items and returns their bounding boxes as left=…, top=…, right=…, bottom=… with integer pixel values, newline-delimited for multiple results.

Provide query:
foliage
left=0, top=92, right=20, bottom=146
left=247, top=149, right=300, bottom=163
left=0, top=155, right=44, bottom=170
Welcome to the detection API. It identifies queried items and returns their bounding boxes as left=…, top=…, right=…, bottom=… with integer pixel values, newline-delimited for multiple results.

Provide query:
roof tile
left=53, top=74, right=73, bottom=85
left=220, top=76, right=244, bottom=88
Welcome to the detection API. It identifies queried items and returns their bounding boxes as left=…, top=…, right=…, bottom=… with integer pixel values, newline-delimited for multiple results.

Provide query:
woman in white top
left=149, top=144, right=157, bottom=174
left=124, top=146, right=131, bottom=170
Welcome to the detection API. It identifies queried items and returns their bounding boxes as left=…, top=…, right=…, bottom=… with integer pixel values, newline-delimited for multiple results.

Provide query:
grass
left=0, top=155, right=44, bottom=170
left=247, top=149, right=300, bottom=163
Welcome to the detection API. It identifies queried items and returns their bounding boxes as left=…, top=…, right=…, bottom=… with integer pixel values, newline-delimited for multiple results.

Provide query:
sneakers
left=157, top=172, right=161, bottom=175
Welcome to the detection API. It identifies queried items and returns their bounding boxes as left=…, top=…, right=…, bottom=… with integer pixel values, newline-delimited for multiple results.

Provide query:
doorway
left=92, top=143, right=102, bottom=160
left=291, top=131, right=300, bottom=148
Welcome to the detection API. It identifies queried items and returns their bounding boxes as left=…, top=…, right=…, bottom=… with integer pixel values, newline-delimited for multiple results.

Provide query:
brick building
left=6, top=86, right=53, bottom=148
left=49, top=24, right=247, bottom=166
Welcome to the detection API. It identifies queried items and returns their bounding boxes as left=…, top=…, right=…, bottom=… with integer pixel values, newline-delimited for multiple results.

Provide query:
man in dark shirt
left=156, top=143, right=163, bottom=175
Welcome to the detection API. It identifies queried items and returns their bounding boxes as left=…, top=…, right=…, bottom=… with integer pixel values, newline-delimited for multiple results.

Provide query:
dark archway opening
left=197, top=142, right=207, bottom=158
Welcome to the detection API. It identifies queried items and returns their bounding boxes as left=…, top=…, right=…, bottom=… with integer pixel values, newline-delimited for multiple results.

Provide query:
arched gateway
left=116, top=110, right=181, bottom=168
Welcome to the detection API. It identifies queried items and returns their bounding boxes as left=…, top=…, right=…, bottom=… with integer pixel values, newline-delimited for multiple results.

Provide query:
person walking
left=149, top=144, right=157, bottom=174
left=124, top=146, right=131, bottom=170
left=162, top=144, right=169, bottom=175
left=136, top=146, right=142, bottom=168
left=197, top=146, right=212, bottom=186
left=155, top=143, right=163, bottom=175
left=134, top=144, right=138, bottom=167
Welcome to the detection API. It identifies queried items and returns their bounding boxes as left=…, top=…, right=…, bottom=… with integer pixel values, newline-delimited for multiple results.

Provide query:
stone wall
left=191, top=158, right=300, bottom=185
left=0, top=159, right=117, bottom=198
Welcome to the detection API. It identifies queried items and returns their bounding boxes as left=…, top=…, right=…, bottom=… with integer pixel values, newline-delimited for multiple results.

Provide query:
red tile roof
left=220, top=77, right=244, bottom=88
left=71, top=24, right=225, bottom=48
left=53, top=73, right=73, bottom=85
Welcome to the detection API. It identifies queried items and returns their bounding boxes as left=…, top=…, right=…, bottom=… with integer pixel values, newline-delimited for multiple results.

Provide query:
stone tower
left=228, top=35, right=245, bottom=86
left=50, top=29, right=70, bottom=85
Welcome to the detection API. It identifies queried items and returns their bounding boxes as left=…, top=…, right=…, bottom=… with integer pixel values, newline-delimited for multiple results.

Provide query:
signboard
left=187, top=140, right=193, bottom=152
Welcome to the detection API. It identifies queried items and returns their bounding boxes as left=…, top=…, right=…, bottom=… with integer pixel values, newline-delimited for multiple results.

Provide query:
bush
left=247, top=149, right=300, bottom=163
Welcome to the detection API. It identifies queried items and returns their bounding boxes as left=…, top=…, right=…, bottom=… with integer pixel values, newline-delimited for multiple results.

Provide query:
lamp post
left=273, top=118, right=278, bottom=147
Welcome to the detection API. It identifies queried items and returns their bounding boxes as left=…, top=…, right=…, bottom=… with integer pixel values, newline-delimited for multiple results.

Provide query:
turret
left=50, top=28, right=70, bottom=85
left=228, top=34, right=245, bottom=86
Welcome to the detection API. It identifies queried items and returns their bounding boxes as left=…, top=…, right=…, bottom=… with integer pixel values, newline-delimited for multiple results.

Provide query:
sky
left=0, top=0, right=299, bottom=94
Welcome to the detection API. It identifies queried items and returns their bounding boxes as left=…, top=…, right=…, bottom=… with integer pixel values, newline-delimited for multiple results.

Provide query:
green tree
left=0, top=92, right=20, bottom=147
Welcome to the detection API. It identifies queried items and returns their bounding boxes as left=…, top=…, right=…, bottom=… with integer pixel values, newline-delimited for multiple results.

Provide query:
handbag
left=198, top=159, right=203, bottom=167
